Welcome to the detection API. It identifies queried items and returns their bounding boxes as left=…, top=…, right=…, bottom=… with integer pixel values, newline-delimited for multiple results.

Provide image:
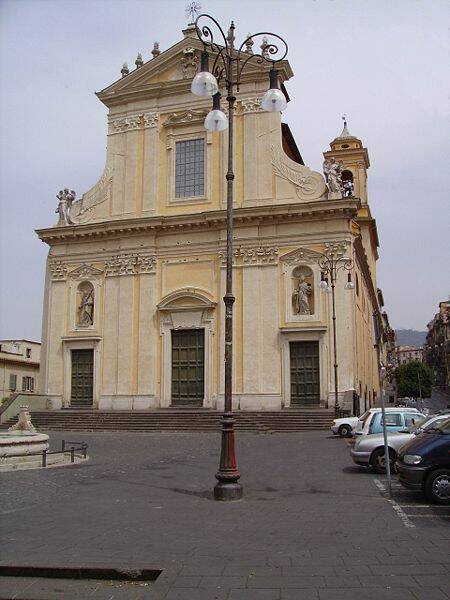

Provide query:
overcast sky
left=0, top=0, right=449, bottom=341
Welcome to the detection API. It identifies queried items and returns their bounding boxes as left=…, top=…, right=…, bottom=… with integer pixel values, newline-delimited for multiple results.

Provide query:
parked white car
left=352, top=407, right=424, bottom=437
left=331, top=407, right=423, bottom=438
left=331, top=416, right=360, bottom=437
left=350, top=412, right=450, bottom=473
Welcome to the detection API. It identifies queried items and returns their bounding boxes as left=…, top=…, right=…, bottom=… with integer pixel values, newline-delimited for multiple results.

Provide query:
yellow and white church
left=37, top=23, right=384, bottom=415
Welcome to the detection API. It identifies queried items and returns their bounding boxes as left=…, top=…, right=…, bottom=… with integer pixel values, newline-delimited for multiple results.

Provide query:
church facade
left=37, top=24, right=383, bottom=414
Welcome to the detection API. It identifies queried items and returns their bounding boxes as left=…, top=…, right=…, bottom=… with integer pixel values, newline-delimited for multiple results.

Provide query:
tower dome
left=330, top=117, right=363, bottom=151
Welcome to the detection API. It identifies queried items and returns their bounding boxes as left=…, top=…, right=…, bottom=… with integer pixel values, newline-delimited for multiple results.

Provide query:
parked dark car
left=396, top=417, right=450, bottom=504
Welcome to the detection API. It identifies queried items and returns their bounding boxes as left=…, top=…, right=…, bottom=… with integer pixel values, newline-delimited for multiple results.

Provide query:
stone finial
left=8, top=406, right=37, bottom=435
left=121, top=62, right=129, bottom=77
left=151, top=42, right=161, bottom=58
left=245, top=34, right=254, bottom=54
left=135, top=52, right=144, bottom=69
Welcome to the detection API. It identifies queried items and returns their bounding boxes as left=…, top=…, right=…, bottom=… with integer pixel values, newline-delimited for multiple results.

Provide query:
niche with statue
left=76, top=281, right=94, bottom=327
left=292, top=266, right=314, bottom=316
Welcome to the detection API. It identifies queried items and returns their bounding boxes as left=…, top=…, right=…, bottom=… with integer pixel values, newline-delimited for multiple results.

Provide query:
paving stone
left=412, top=588, right=450, bottom=600
left=371, top=564, right=447, bottom=575
left=199, top=576, right=247, bottom=589
left=247, top=576, right=325, bottom=588
left=228, top=589, right=281, bottom=600
left=281, top=590, right=319, bottom=600
left=223, top=566, right=282, bottom=577
left=358, top=574, right=417, bottom=587
left=164, top=589, right=228, bottom=600
left=171, top=576, right=201, bottom=588
left=414, top=575, right=450, bottom=588
left=318, top=589, right=416, bottom=600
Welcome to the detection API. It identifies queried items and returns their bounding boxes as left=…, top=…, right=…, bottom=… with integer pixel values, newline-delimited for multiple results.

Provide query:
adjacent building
left=36, top=24, right=386, bottom=415
left=425, top=300, right=450, bottom=390
left=0, top=340, right=41, bottom=400
left=396, top=345, right=424, bottom=365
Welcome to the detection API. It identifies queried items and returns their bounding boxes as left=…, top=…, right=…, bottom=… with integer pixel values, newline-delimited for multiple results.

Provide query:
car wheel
left=370, top=448, right=396, bottom=474
left=424, top=469, right=450, bottom=505
left=338, top=424, right=352, bottom=437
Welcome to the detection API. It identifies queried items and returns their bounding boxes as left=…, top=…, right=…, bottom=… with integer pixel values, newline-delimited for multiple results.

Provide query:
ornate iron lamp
left=191, top=14, right=288, bottom=501
left=318, top=242, right=354, bottom=416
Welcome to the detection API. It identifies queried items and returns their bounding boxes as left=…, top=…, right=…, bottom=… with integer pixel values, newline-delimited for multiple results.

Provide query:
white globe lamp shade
left=261, top=68, right=287, bottom=112
left=261, top=88, right=287, bottom=112
left=205, top=110, right=228, bottom=132
left=191, top=51, right=219, bottom=97
left=319, top=279, right=328, bottom=291
left=191, top=71, right=219, bottom=97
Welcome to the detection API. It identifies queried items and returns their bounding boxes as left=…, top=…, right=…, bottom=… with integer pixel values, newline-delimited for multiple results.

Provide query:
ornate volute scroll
left=271, top=145, right=327, bottom=200
left=194, top=14, right=288, bottom=90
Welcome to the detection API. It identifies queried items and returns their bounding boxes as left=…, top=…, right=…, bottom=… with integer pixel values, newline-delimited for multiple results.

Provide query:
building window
left=9, top=374, right=17, bottom=391
left=22, top=376, right=34, bottom=392
left=355, top=273, right=359, bottom=297
left=26, top=348, right=31, bottom=358
left=175, top=139, right=205, bottom=198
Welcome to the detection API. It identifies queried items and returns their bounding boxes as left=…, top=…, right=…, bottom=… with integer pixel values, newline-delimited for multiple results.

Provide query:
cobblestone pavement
left=1, top=430, right=449, bottom=599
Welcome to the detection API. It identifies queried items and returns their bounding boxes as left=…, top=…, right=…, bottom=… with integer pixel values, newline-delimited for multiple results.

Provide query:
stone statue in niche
left=77, top=283, right=94, bottom=327
left=323, top=158, right=344, bottom=199
left=292, top=266, right=314, bottom=315
left=55, top=188, right=76, bottom=226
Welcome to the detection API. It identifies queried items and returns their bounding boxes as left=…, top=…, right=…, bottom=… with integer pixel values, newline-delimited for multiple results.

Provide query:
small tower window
left=341, top=170, right=354, bottom=197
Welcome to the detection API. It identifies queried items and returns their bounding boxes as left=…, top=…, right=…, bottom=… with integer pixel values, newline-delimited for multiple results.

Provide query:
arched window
left=341, top=170, right=354, bottom=197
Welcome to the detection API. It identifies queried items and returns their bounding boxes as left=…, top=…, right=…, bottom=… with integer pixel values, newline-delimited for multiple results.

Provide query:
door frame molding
left=62, top=336, right=101, bottom=409
left=158, top=289, right=216, bottom=408
left=280, top=328, right=328, bottom=408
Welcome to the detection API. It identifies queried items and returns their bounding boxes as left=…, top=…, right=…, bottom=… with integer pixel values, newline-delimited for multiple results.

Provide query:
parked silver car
left=350, top=412, right=450, bottom=473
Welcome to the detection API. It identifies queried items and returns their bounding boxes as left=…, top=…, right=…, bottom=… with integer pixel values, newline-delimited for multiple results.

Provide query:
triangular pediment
left=280, top=247, right=323, bottom=265
left=97, top=38, right=205, bottom=106
left=97, top=33, right=293, bottom=108
left=68, top=263, right=104, bottom=279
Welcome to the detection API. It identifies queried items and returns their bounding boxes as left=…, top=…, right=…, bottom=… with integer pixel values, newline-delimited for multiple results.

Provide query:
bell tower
left=323, top=117, right=370, bottom=204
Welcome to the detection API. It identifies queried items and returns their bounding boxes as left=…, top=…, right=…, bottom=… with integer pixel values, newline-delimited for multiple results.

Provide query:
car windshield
left=406, top=416, right=427, bottom=433
left=435, top=418, right=450, bottom=434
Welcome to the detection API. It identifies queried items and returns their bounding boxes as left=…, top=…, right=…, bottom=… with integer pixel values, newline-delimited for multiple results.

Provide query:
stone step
left=4, top=409, right=333, bottom=432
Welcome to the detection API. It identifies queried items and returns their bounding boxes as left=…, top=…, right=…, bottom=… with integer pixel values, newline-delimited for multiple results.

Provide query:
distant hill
left=395, top=329, right=427, bottom=347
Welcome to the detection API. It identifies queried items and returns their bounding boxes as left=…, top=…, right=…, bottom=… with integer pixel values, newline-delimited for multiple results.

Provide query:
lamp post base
left=214, top=481, right=243, bottom=501
left=213, top=412, right=243, bottom=501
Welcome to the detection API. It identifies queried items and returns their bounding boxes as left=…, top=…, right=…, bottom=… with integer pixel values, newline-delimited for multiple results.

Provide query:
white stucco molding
left=67, top=264, right=104, bottom=279
left=157, top=288, right=216, bottom=312
left=49, top=260, right=68, bottom=281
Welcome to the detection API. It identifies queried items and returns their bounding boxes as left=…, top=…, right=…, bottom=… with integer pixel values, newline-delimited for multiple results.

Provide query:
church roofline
left=36, top=198, right=360, bottom=245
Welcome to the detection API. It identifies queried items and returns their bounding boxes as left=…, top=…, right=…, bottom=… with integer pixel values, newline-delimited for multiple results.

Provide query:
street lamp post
left=191, top=14, right=288, bottom=501
left=317, top=242, right=354, bottom=416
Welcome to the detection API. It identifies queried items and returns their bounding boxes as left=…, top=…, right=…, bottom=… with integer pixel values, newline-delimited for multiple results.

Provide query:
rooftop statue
left=323, top=158, right=344, bottom=199
left=55, top=188, right=76, bottom=226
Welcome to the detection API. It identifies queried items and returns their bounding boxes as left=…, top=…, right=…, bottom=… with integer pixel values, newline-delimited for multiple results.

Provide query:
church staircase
left=2, top=408, right=333, bottom=433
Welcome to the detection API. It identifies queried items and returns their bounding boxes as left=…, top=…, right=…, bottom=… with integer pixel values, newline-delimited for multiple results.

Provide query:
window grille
left=175, top=139, right=205, bottom=198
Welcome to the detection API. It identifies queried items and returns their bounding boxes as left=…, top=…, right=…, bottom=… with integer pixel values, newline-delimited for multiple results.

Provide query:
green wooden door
left=171, top=329, right=205, bottom=406
left=71, top=349, right=94, bottom=407
left=290, top=341, right=320, bottom=405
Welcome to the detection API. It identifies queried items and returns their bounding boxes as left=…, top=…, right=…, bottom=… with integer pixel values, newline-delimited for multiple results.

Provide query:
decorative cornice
left=240, top=96, right=263, bottom=114
left=49, top=260, right=68, bottom=280
left=219, top=246, right=279, bottom=267
left=36, top=199, right=361, bottom=245
left=108, top=111, right=159, bottom=135
left=105, top=253, right=157, bottom=277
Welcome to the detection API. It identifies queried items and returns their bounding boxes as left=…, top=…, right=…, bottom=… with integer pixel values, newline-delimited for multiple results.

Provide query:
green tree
left=395, top=360, right=433, bottom=398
